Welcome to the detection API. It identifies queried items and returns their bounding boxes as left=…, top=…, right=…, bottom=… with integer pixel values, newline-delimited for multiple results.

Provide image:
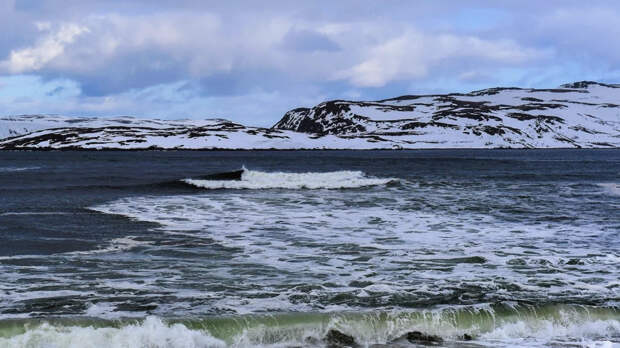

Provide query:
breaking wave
left=0, top=316, right=225, bottom=348
left=0, top=304, right=617, bottom=347
left=183, top=168, right=396, bottom=190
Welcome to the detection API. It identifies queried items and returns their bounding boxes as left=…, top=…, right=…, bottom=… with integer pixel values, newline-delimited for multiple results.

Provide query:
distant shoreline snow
left=1, top=81, right=618, bottom=150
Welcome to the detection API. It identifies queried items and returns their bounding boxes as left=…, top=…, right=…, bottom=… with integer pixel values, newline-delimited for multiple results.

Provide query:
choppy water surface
left=0, top=150, right=618, bottom=347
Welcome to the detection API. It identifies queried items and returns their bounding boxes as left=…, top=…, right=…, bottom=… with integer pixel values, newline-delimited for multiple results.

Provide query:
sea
left=0, top=149, right=618, bottom=347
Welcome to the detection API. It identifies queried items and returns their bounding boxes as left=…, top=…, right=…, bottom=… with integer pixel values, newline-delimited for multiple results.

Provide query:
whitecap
left=480, top=317, right=620, bottom=347
left=0, top=316, right=226, bottom=348
left=597, top=183, right=620, bottom=197
left=183, top=168, right=395, bottom=190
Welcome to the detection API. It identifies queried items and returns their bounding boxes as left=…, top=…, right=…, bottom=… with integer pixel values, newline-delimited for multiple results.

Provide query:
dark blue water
left=0, top=150, right=618, bottom=347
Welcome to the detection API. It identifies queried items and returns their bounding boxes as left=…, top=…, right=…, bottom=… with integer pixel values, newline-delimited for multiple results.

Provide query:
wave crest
left=183, top=168, right=395, bottom=190
left=0, top=305, right=618, bottom=347
left=0, top=316, right=225, bottom=348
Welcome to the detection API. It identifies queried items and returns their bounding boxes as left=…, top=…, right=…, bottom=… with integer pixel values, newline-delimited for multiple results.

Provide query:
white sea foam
left=0, top=311, right=617, bottom=348
left=480, top=318, right=620, bottom=347
left=0, top=254, right=41, bottom=261
left=0, top=290, right=94, bottom=303
left=598, top=183, right=620, bottom=197
left=84, top=302, right=118, bottom=318
left=66, top=237, right=150, bottom=256
left=88, top=184, right=620, bottom=315
left=6, top=170, right=617, bottom=324
left=183, top=168, right=395, bottom=190
left=0, top=237, right=149, bottom=262
left=0, top=317, right=226, bottom=348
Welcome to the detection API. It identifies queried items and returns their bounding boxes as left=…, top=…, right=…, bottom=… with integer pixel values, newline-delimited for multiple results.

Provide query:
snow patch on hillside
left=1, top=82, right=619, bottom=149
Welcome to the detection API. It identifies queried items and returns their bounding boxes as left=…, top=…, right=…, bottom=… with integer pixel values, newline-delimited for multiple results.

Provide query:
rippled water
left=0, top=150, right=618, bottom=347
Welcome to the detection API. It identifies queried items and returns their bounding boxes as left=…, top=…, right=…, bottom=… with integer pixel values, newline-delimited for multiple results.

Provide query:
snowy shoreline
left=2, top=81, right=619, bottom=150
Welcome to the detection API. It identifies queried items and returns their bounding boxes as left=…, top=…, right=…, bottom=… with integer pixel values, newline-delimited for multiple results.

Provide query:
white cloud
left=1, top=2, right=616, bottom=124
left=8, top=12, right=290, bottom=78
left=1, top=23, right=89, bottom=73
left=335, top=31, right=548, bottom=87
left=34, top=21, right=52, bottom=31
left=0, top=9, right=553, bottom=92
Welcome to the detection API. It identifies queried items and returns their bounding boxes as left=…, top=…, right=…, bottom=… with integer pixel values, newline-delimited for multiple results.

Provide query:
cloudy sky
left=1, top=0, right=619, bottom=126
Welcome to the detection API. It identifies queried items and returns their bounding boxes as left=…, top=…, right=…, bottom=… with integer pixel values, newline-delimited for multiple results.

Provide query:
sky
left=1, top=0, right=620, bottom=126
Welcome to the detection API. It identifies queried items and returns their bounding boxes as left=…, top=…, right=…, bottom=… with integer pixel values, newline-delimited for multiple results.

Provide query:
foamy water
left=183, top=168, right=396, bottom=189
left=1, top=305, right=618, bottom=347
left=0, top=317, right=226, bottom=348
left=1, top=151, right=619, bottom=347
left=87, top=182, right=619, bottom=313
left=65, top=237, right=151, bottom=255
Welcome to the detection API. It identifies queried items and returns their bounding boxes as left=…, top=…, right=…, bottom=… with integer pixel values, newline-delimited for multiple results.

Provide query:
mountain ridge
left=271, top=81, right=620, bottom=149
left=1, top=81, right=618, bottom=150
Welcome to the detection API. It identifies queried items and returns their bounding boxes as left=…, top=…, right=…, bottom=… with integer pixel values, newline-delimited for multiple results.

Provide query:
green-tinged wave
left=0, top=303, right=618, bottom=347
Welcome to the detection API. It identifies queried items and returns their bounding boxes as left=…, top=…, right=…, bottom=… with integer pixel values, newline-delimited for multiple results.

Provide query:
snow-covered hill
left=274, top=81, right=620, bottom=148
left=0, top=115, right=383, bottom=150
left=1, top=81, right=618, bottom=149
left=0, top=115, right=243, bottom=140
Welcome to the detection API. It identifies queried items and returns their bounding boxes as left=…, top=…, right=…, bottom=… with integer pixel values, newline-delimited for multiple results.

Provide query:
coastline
left=0, top=146, right=618, bottom=151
